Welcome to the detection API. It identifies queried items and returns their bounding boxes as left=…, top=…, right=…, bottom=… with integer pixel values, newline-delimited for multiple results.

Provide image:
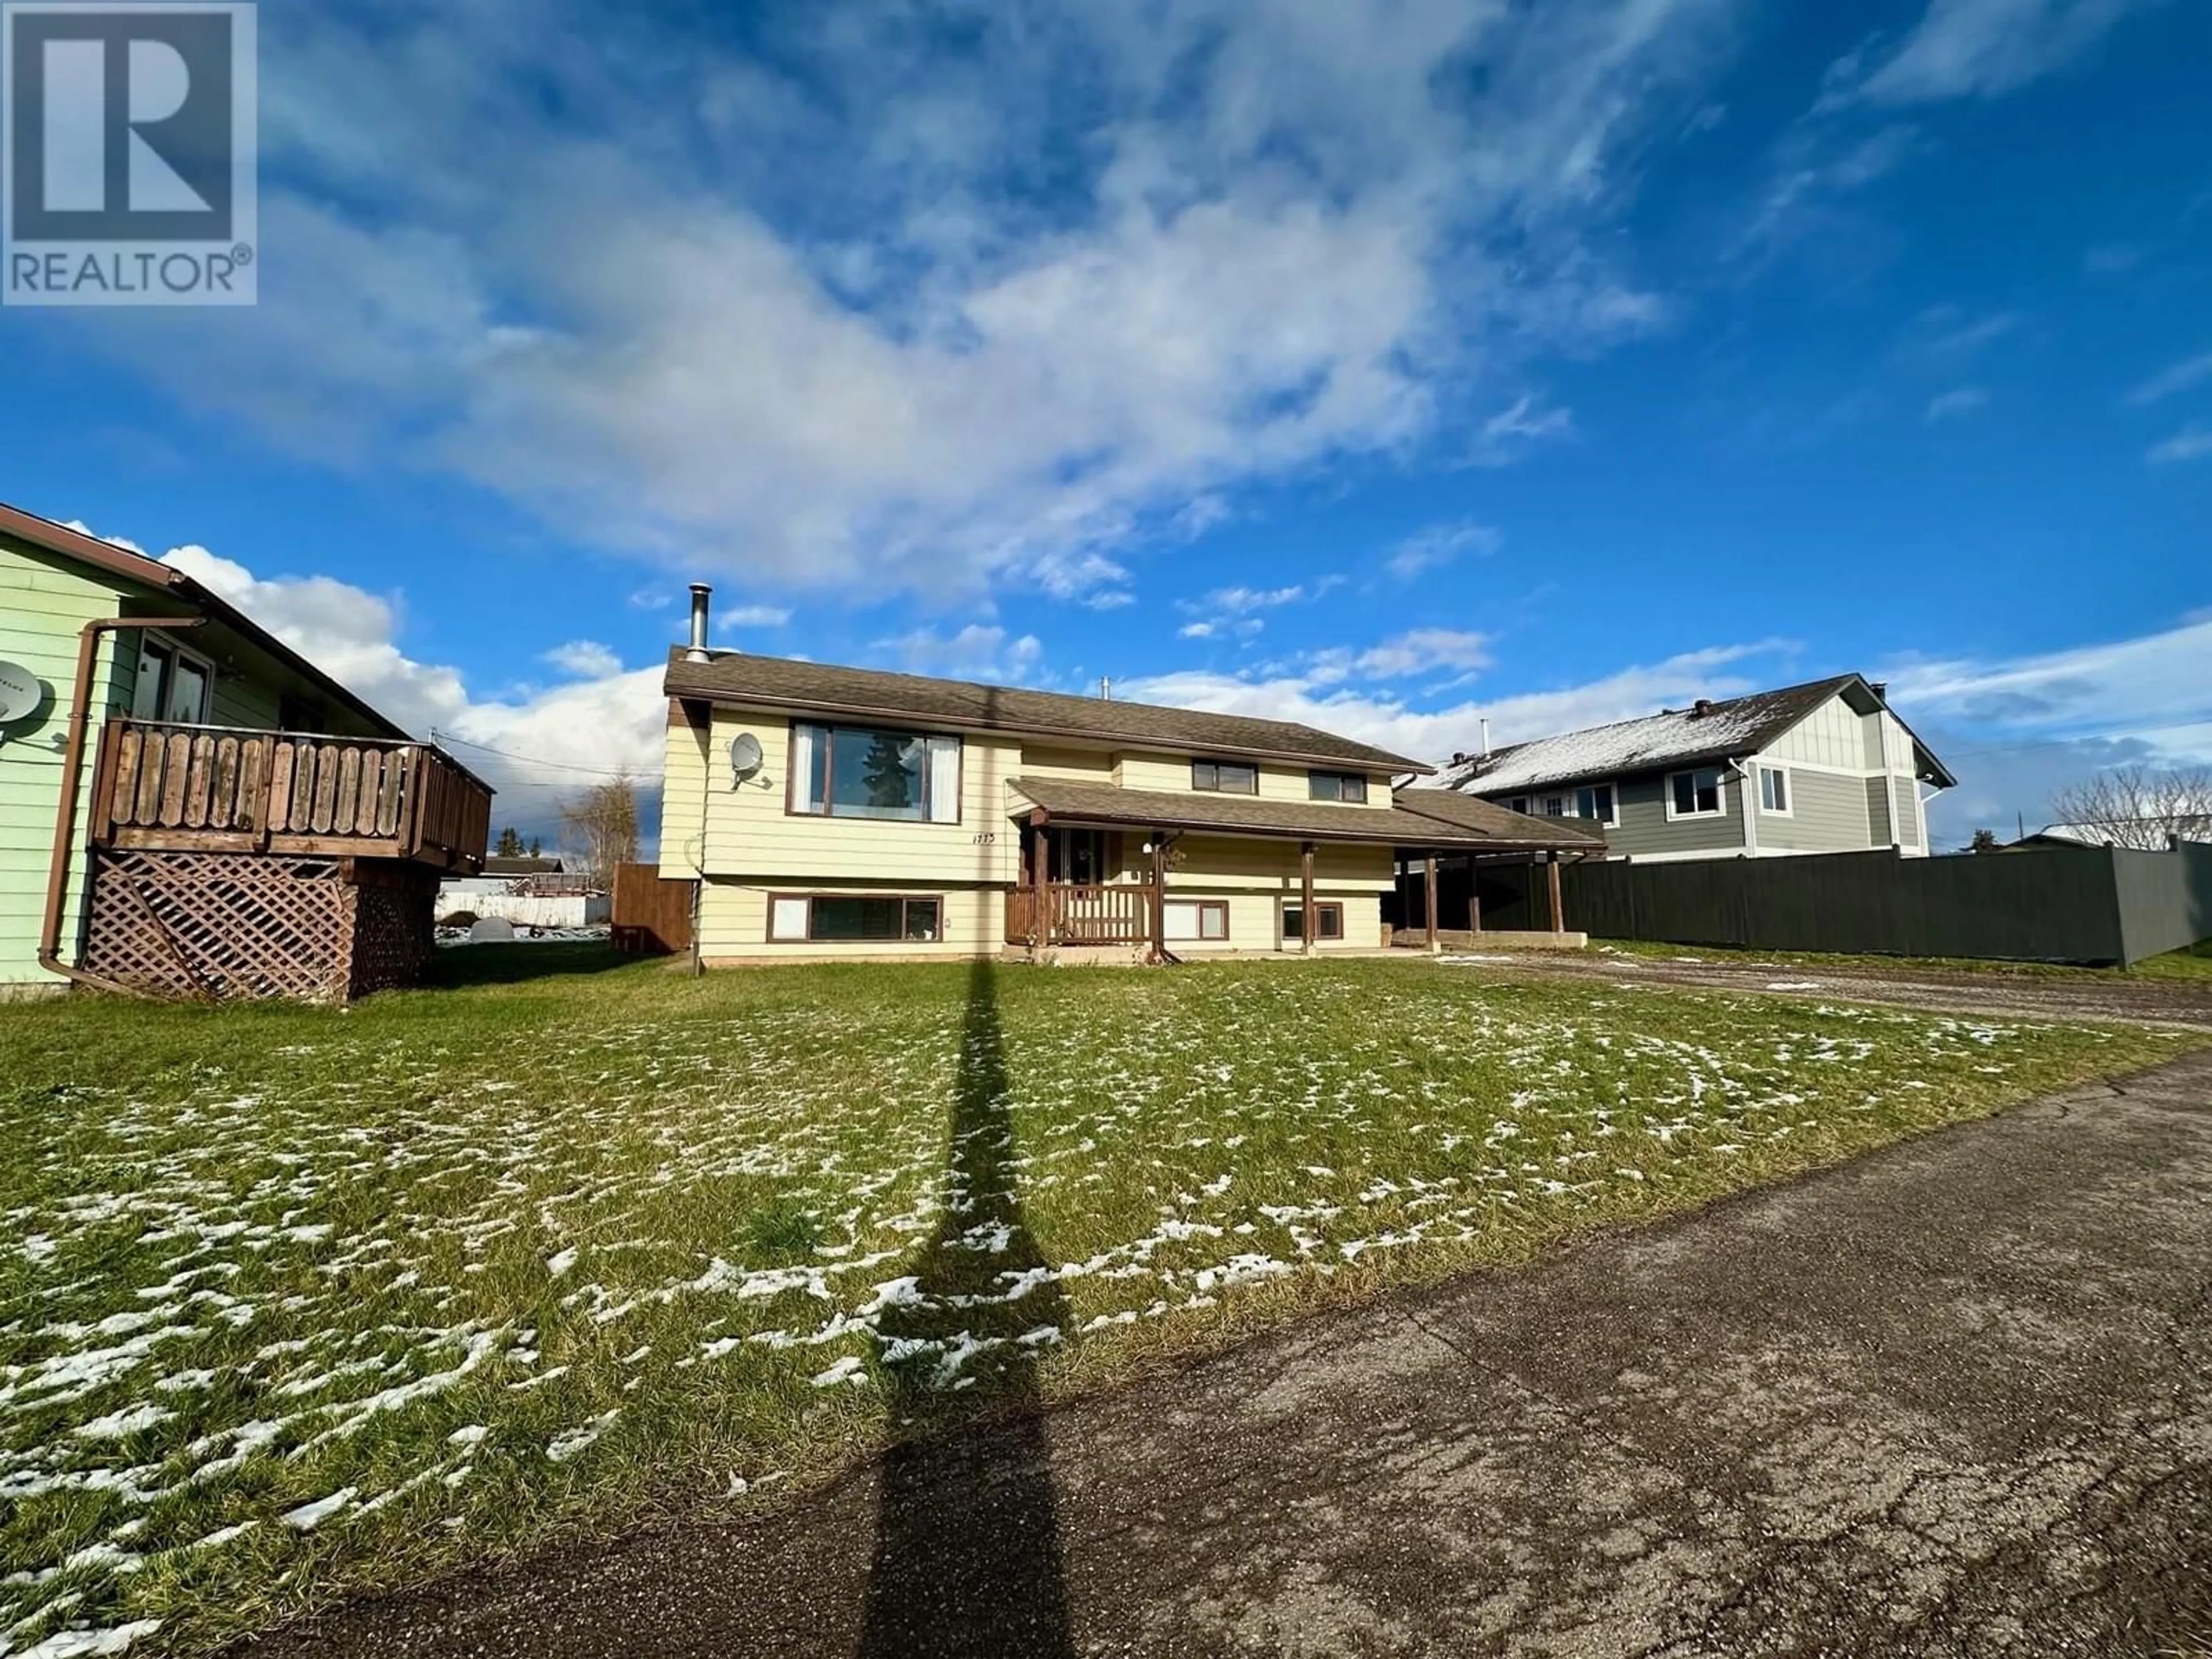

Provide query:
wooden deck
left=91, top=719, right=494, bottom=874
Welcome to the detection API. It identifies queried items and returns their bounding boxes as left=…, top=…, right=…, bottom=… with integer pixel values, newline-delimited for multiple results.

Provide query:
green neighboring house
left=0, top=503, right=492, bottom=1001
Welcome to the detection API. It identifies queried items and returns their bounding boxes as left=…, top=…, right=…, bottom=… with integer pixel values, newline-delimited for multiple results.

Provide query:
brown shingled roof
left=1391, top=787, right=1607, bottom=848
left=1006, top=776, right=1597, bottom=850
left=664, top=650, right=1430, bottom=774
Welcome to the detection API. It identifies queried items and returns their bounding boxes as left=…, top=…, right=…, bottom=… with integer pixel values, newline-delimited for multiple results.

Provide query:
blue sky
left=3, top=0, right=2207, bottom=847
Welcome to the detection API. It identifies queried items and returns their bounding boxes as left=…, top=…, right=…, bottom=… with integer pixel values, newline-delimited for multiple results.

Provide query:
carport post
left=1468, top=878, right=1482, bottom=937
left=1150, top=834, right=1168, bottom=964
left=1424, top=854, right=1440, bottom=953
left=1301, top=840, right=1316, bottom=956
left=1547, top=850, right=1565, bottom=934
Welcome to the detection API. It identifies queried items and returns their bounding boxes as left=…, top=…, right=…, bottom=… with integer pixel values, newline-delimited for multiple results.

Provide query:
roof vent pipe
left=685, top=584, right=713, bottom=664
left=1692, top=699, right=1714, bottom=718
left=1479, top=718, right=1491, bottom=761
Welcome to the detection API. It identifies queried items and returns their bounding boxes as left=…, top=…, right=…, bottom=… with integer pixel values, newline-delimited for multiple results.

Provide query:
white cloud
left=1923, top=386, right=1988, bottom=422
left=146, top=540, right=664, bottom=843
left=543, top=640, right=623, bottom=678
left=1919, top=308, right=2022, bottom=358
left=2147, top=423, right=2212, bottom=465
left=2126, top=350, right=2212, bottom=407
left=1831, top=0, right=2155, bottom=107
left=1352, top=630, right=1494, bottom=679
left=1385, top=520, right=1502, bottom=579
left=1881, top=615, right=2212, bottom=842
left=718, top=605, right=794, bottom=630
left=60, top=0, right=1739, bottom=605
left=1122, top=641, right=1795, bottom=770
left=1469, top=396, right=1575, bottom=467
left=870, top=624, right=1044, bottom=683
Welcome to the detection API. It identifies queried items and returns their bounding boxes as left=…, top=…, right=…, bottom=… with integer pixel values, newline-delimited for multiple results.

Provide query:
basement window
left=769, top=895, right=942, bottom=942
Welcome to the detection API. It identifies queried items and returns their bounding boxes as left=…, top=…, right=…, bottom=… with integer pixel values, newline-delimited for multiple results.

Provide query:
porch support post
left=1424, top=854, right=1440, bottom=953
left=1150, top=834, right=1168, bottom=964
left=1547, top=849, right=1565, bottom=934
left=1028, top=816, right=1049, bottom=955
left=1468, top=869, right=1482, bottom=936
left=1300, top=840, right=1316, bottom=957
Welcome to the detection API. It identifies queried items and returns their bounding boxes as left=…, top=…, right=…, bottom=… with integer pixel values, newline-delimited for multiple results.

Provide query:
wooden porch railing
left=1006, top=882, right=1153, bottom=946
left=92, top=719, right=494, bottom=873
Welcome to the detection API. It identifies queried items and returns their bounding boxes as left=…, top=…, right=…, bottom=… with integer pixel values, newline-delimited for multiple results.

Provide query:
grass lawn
left=1, top=949, right=2200, bottom=1656
left=1594, top=935, right=2212, bottom=982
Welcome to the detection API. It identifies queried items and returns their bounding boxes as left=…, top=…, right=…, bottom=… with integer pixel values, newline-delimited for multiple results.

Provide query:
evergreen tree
left=495, top=825, right=524, bottom=858
left=860, top=733, right=919, bottom=810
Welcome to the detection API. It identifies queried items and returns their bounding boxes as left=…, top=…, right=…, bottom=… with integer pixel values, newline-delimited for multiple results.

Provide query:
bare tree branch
left=560, top=775, right=642, bottom=887
left=2046, top=763, right=2212, bottom=850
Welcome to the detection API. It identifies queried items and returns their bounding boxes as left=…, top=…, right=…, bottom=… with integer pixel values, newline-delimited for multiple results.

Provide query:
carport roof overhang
left=1006, top=777, right=1603, bottom=855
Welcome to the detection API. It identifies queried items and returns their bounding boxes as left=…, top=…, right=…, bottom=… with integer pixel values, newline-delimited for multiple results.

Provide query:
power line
left=430, top=729, right=650, bottom=779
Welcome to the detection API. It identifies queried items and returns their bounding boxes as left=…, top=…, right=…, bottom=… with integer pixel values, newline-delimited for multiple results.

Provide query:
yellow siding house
left=657, top=588, right=1596, bottom=963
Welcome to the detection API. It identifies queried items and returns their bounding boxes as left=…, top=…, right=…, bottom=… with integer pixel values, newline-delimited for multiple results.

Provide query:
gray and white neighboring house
left=1427, top=675, right=1957, bottom=864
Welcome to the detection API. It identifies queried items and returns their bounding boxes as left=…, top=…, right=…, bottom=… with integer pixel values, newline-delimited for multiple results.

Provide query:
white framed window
left=1756, top=764, right=1791, bottom=816
left=1666, top=767, right=1726, bottom=819
left=1308, top=771, right=1368, bottom=804
left=130, top=637, right=214, bottom=725
left=1575, top=783, right=1620, bottom=827
left=1540, top=793, right=1567, bottom=817
left=1505, top=796, right=1531, bottom=815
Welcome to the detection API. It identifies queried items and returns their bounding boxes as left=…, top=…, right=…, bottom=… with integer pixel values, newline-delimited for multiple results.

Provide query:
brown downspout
left=37, top=615, right=204, bottom=993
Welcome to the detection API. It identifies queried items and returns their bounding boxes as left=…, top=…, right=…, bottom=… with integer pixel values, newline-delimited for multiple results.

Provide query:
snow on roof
left=1429, top=676, right=1860, bottom=798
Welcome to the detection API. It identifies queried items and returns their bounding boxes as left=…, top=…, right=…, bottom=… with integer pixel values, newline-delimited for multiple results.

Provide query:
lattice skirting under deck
left=79, top=850, right=438, bottom=1002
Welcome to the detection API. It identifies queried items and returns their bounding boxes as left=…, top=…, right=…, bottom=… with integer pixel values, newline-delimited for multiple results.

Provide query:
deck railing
left=1006, top=882, right=1154, bottom=946
left=93, top=719, right=493, bottom=872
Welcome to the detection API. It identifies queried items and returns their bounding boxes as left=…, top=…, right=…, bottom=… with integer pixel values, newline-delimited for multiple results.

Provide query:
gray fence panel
left=1554, top=847, right=2146, bottom=965
left=2112, top=842, right=2212, bottom=964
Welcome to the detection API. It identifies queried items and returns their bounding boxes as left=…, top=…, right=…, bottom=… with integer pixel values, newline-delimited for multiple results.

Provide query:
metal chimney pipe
left=685, top=584, right=712, bottom=663
left=1479, top=717, right=1491, bottom=760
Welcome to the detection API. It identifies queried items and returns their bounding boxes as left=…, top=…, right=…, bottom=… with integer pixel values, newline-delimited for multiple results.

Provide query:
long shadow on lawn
left=858, top=958, right=1075, bottom=1658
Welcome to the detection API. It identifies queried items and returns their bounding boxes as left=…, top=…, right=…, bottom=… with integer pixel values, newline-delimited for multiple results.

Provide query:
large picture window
left=1308, top=771, right=1368, bottom=803
left=768, top=894, right=942, bottom=942
left=1192, top=759, right=1259, bottom=795
left=790, top=724, right=961, bottom=823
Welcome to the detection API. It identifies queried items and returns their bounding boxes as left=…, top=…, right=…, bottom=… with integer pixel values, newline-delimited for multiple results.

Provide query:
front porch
left=1002, top=774, right=1609, bottom=965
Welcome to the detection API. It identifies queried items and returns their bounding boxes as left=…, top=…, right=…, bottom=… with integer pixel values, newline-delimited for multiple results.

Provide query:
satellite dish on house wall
left=729, top=732, right=765, bottom=787
left=0, top=660, right=45, bottom=732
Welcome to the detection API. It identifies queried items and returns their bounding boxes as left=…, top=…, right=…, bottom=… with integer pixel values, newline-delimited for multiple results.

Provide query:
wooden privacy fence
left=1486, top=843, right=2212, bottom=967
left=94, top=718, right=493, bottom=872
left=611, top=863, right=694, bottom=955
left=1006, top=883, right=1153, bottom=946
